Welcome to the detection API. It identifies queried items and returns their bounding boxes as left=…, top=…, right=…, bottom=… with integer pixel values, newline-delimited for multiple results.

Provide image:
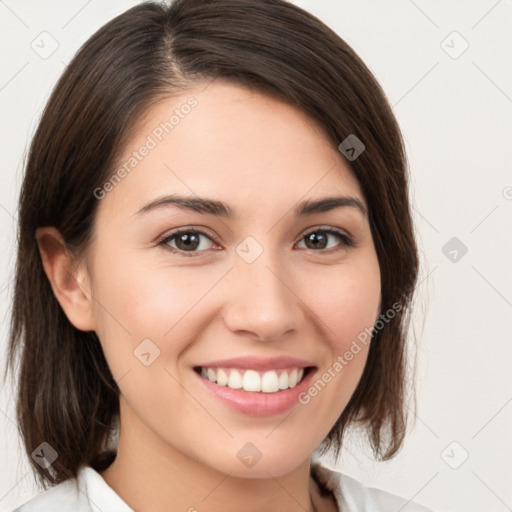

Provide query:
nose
left=222, top=249, right=305, bottom=342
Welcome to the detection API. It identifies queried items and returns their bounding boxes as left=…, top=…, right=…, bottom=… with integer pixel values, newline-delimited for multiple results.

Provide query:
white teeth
left=278, top=371, right=289, bottom=390
left=288, top=368, right=298, bottom=387
left=243, top=370, right=261, bottom=392
left=216, top=368, right=229, bottom=386
left=261, top=370, right=279, bottom=393
left=199, top=367, right=307, bottom=392
left=227, top=369, right=243, bottom=389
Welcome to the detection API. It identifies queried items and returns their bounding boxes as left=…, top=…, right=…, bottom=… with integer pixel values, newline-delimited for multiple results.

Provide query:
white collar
left=78, top=466, right=134, bottom=511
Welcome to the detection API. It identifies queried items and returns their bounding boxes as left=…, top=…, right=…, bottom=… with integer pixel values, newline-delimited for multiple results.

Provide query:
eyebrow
left=135, top=194, right=367, bottom=219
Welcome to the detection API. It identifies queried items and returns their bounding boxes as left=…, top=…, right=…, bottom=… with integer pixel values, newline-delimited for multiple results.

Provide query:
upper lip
left=195, top=356, right=316, bottom=371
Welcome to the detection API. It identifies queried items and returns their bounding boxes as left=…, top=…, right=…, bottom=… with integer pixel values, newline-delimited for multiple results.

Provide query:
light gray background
left=1, top=1, right=511, bottom=511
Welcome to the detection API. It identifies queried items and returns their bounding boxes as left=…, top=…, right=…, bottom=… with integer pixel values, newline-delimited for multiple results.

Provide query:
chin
left=210, top=450, right=311, bottom=479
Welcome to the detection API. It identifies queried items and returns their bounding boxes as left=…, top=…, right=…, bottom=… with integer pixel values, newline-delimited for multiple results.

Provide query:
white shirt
left=11, top=462, right=433, bottom=512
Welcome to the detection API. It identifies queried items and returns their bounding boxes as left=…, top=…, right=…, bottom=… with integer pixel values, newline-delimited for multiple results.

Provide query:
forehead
left=99, top=80, right=365, bottom=218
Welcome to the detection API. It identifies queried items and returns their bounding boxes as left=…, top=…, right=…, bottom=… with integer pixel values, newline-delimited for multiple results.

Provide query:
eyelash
left=157, top=226, right=355, bottom=258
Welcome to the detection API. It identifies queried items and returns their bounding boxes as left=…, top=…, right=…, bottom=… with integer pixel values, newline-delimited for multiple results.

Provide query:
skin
left=37, top=80, right=381, bottom=512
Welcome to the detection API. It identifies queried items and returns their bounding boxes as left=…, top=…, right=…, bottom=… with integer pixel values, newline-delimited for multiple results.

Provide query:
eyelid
left=297, top=226, right=356, bottom=251
left=156, top=226, right=220, bottom=251
left=301, top=224, right=353, bottom=242
left=157, top=224, right=356, bottom=256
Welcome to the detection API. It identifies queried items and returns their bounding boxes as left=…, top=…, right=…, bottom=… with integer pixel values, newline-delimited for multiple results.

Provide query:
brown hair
left=4, top=0, right=419, bottom=488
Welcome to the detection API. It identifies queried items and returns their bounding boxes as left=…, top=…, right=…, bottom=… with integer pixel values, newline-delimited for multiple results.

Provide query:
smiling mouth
left=193, top=366, right=315, bottom=393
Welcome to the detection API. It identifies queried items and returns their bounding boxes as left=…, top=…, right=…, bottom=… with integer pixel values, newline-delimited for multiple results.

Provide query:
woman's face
left=83, top=80, right=381, bottom=477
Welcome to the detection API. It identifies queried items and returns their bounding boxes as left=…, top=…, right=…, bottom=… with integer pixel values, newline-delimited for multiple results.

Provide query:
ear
left=35, top=226, right=96, bottom=332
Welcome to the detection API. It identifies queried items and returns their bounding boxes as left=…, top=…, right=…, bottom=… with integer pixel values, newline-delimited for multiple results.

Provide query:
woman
left=6, top=0, right=431, bottom=510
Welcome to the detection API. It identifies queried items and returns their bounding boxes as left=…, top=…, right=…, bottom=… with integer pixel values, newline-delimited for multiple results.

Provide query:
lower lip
left=194, top=367, right=317, bottom=417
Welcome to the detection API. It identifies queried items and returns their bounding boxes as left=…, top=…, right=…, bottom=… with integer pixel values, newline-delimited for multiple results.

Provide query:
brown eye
left=298, top=228, right=353, bottom=252
left=159, top=229, right=216, bottom=256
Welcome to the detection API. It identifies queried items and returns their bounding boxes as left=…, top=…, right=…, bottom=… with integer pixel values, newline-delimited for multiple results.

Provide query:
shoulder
left=10, top=473, right=90, bottom=512
left=11, top=466, right=133, bottom=512
left=311, top=461, right=434, bottom=512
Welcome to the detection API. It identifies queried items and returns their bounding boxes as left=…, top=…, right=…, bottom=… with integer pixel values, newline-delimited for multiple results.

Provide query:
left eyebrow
left=134, top=194, right=367, bottom=219
left=294, top=196, right=367, bottom=218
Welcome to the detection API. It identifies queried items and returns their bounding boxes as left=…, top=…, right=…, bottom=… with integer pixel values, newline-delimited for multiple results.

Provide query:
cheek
left=313, top=260, right=381, bottom=348
left=307, top=259, right=379, bottom=393
left=89, top=258, right=206, bottom=416
left=290, top=259, right=380, bottom=437
left=90, top=252, right=216, bottom=369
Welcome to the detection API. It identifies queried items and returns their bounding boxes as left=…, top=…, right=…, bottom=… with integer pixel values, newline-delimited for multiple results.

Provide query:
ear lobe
left=35, top=226, right=96, bottom=332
